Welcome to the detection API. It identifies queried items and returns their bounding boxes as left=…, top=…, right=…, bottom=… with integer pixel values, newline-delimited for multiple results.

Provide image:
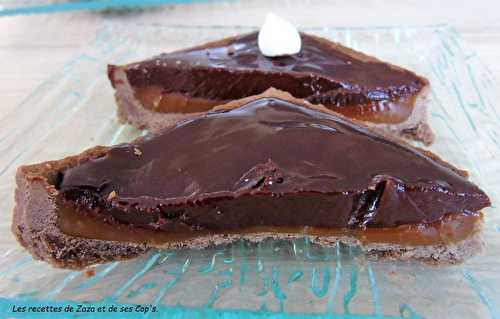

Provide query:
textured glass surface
left=0, top=0, right=197, bottom=16
left=0, top=24, right=498, bottom=318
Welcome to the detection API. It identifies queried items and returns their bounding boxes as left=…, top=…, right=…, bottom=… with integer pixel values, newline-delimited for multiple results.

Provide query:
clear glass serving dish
left=0, top=24, right=498, bottom=318
left=0, top=0, right=186, bottom=16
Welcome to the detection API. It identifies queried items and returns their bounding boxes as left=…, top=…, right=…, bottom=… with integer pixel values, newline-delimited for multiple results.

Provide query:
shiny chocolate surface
left=115, top=32, right=428, bottom=123
left=59, top=98, right=490, bottom=232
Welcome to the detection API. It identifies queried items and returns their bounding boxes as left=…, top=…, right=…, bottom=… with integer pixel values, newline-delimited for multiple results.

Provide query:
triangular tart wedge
left=13, top=89, right=489, bottom=269
left=109, top=32, right=433, bottom=144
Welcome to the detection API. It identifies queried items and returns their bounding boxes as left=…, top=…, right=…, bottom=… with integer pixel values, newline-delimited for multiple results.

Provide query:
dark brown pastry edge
left=12, top=147, right=149, bottom=270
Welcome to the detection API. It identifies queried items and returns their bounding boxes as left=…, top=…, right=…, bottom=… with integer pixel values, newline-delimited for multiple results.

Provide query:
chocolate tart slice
left=108, top=32, right=433, bottom=144
left=13, top=90, right=489, bottom=269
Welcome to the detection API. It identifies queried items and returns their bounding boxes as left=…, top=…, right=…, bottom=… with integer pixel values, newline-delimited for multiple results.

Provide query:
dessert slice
left=13, top=90, right=489, bottom=269
left=108, top=32, right=433, bottom=144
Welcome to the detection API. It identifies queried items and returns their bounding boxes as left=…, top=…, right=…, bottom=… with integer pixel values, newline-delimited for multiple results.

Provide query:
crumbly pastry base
left=174, top=232, right=483, bottom=265
left=12, top=148, right=149, bottom=270
left=111, top=67, right=434, bottom=145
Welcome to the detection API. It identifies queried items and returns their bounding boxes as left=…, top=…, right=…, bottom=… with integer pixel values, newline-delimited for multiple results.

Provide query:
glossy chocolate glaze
left=58, top=98, right=489, bottom=233
left=113, top=32, right=428, bottom=123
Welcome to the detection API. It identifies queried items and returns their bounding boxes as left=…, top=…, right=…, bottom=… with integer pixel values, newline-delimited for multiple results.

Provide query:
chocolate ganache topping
left=59, top=98, right=489, bottom=233
left=116, top=32, right=427, bottom=108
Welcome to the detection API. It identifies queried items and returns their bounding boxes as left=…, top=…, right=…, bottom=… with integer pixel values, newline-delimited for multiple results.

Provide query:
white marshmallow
left=258, top=13, right=301, bottom=57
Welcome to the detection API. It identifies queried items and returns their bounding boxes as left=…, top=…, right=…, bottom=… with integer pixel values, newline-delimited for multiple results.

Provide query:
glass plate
left=0, top=0, right=195, bottom=16
left=0, top=24, right=498, bottom=319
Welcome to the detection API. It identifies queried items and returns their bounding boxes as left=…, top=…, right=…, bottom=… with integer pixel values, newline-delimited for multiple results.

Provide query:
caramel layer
left=58, top=206, right=483, bottom=247
left=134, top=85, right=415, bottom=124
left=134, top=86, right=222, bottom=114
left=336, top=95, right=416, bottom=124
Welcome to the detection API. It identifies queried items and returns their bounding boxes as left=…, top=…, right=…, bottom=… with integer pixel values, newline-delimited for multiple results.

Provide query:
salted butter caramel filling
left=134, top=86, right=223, bottom=114
left=58, top=206, right=483, bottom=247
left=134, top=85, right=415, bottom=124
